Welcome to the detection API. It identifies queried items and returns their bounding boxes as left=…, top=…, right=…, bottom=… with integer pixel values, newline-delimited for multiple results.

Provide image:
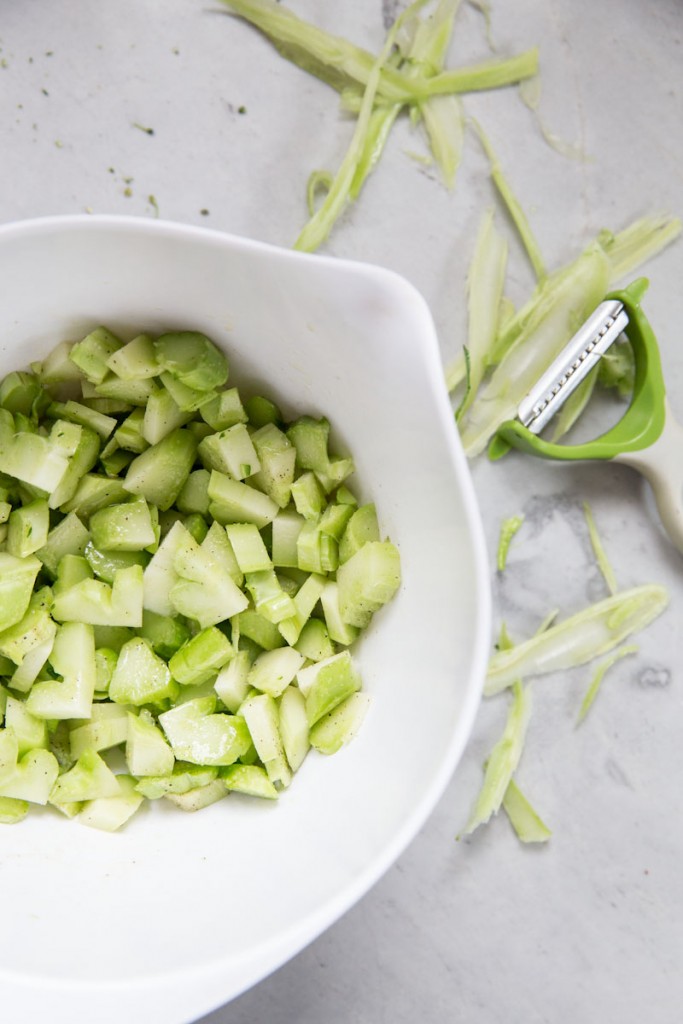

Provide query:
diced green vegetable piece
left=48, top=399, right=117, bottom=441
left=9, top=617, right=57, bottom=693
left=271, top=509, right=305, bottom=568
left=110, top=408, right=149, bottom=454
left=0, top=588, right=54, bottom=664
left=135, top=762, right=217, bottom=799
left=69, top=703, right=129, bottom=759
left=6, top=500, right=49, bottom=558
left=0, top=795, right=29, bottom=824
left=5, top=696, right=48, bottom=755
left=84, top=542, right=149, bottom=585
left=123, top=428, right=197, bottom=511
left=95, top=647, right=118, bottom=693
left=165, top=777, right=227, bottom=811
left=198, top=422, right=261, bottom=481
left=278, top=572, right=326, bottom=645
left=139, top=609, right=191, bottom=660
left=236, top=609, right=285, bottom=651
left=90, top=497, right=157, bottom=552
left=287, top=416, right=330, bottom=472
left=337, top=541, right=401, bottom=627
left=53, top=554, right=93, bottom=595
left=108, top=638, right=175, bottom=709
left=49, top=426, right=101, bottom=510
left=77, top=773, right=144, bottom=831
left=338, top=503, right=380, bottom=563
left=159, top=696, right=251, bottom=766
left=51, top=748, right=121, bottom=804
left=36, top=513, right=90, bottom=577
left=240, top=692, right=291, bottom=788
left=309, top=691, right=371, bottom=754
left=176, top=469, right=211, bottom=515
left=154, top=332, right=229, bottom=392
left=296, top=519, right=326, bottom=574
left=278, top=684, right=310, bottom=771
left=207, top=471, right=279, bottom=528
left=26, top=622, right=97, bottom=719
left=0, top=728, right=20, bottom=779
left=291, top=471, right=327, bottom=520
left=159, top=372, right=217, bottom=413
left=0, top=553, right=41, bottom=633
left=335, top=485, right=358, bottom=506
left=125, top=709, right=175, bottom=776
left=201, top=520, right=243, bottom=586
left=142, top=386, right=192, bottom=445
left=200, top=387, right=248, bottom=430
left=0, top=371, right=49, bottom=417
left=182, top=513, right=208, bottom=544
left=299, top=650, right=362, bottom=726
left=294, top=617, right=335, bottom=662
left=0, top=501, right=11, bottom=525
left=93, top=625, right=134, bottom=653
left=214, top=650, right=251, bottom=713
left=61, top=473, right=128, bottom=518
left=106, top=334, right=160, bottom=380
left=0, top=748, right=59, bottom=804
left=170, top=524, right=248, bottom=628
left=245, top=568, right=296, bottom=624
left=100, top=448, right=135, bottom=479
left=95, top=374, right=159, bottom=406
left=169, top=627, right=234, bottom=686
left=319, top=501, right=354, bottom=542
left=314, top=455, right=354, bottom=494
left=142, top=520, right=187, bottom=616
left=222, top=762, right=278, bottom=799
left=247, top=647, right=305, bottom=698
left=84, top=397, right=133, bottom=416
left=52, top=564, right=144, bottom=628
left=39, top=340, right=86, bottom=384
left=69, top=327, right=123, bottom=384
left=225, top=523, right=271, bottom=573
left=0, top=412, right=81, bottom=494
left=250, top=424, right=296, bottom=507
left=244, top=395, right=281, bottom=428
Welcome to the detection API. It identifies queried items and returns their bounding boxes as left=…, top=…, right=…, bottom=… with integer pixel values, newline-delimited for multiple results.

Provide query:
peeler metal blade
left=518, top=299, right=630, bottom=435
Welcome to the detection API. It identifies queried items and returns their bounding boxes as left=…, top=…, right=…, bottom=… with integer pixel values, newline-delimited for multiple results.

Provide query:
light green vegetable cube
left=108, top=637, right=178, bottom=707
left=159, top=696, right=251, bottom=766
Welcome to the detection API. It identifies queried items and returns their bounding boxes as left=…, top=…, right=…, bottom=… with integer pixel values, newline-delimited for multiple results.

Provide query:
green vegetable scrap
left=0, top=327, right=401, bottom=831
left=496, top=514, right=524, bottom=572
left=502, top=779, right=551, bottom=844
left=463, top=680, right=530, bottom=835
left=219, top=0, right=539, bottom=249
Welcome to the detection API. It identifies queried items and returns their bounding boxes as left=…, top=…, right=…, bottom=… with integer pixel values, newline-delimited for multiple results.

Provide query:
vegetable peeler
left=489, top=278, right=683, bottom=553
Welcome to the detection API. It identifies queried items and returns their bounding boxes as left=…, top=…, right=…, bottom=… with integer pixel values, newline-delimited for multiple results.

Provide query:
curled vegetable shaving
left=485, top=584, right=668, bottom=696
left=463, top=680, right=530, bottom=835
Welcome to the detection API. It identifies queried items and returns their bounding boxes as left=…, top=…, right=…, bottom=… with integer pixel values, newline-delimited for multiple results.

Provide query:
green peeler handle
left=491, top=278, right=683, bottom=553
left=490, top=278, right=667, bottom=463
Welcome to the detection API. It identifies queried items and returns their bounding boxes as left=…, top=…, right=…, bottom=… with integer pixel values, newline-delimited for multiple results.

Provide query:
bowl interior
left=0, top=216, right=489, bottom=1021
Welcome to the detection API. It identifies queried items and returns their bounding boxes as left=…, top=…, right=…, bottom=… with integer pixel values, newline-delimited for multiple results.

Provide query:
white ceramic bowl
left=0, top=215, right=490, bottom=1024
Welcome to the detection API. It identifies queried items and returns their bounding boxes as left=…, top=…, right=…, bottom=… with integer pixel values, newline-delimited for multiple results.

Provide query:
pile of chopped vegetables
left=0, top=328, right=400, bottom=830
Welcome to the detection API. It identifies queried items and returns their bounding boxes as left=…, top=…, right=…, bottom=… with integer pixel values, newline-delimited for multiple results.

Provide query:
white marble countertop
left=2, top=1, right=682, bottom=1021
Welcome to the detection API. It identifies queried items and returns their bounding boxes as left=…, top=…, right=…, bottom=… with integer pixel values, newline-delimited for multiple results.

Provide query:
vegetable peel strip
left=485, top=583, right=667, bottom=696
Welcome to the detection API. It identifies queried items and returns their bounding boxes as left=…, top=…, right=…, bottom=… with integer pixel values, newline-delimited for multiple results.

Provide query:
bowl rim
left=0, top=212, right=492, bottom=1009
